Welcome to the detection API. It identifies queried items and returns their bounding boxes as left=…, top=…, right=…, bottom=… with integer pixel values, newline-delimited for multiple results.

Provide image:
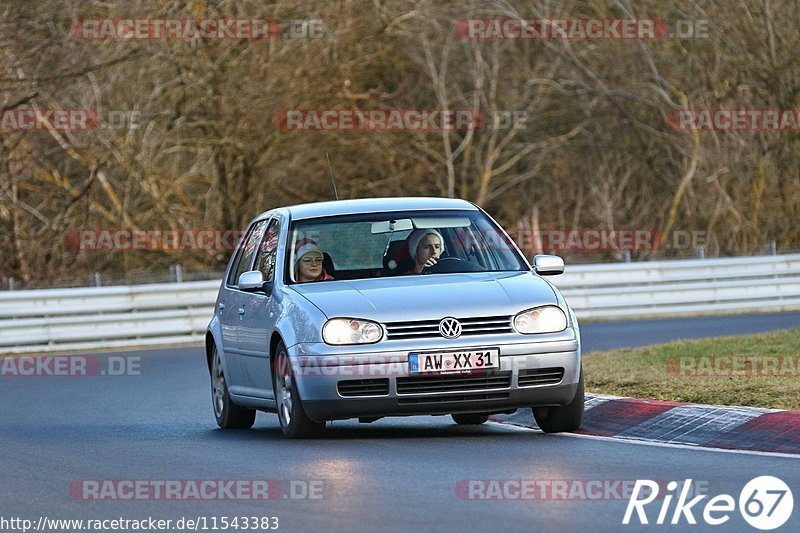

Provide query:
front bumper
left=287, top=338, right=581, bottom=422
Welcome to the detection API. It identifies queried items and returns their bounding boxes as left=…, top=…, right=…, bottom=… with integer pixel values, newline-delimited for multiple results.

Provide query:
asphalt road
left=581, top=311, right=800, bottom=352
left=2, top=315, right=799, bottom=533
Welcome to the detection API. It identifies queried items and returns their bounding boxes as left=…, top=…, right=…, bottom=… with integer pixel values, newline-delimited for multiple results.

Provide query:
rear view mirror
left=533, top=255, right=565, bottom=276
left=238, top=270, right=267, bottom=292
left=371, top=219, right=414, bottom=234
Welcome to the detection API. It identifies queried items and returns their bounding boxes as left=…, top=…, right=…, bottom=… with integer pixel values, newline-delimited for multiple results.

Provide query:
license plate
left=408, top=348, right=500, bottom=375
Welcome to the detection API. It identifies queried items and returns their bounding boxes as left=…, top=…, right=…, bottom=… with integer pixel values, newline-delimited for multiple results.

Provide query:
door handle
left=218, top=302, right=225, bottom=310
left=238, top=308, right=245, bottom=315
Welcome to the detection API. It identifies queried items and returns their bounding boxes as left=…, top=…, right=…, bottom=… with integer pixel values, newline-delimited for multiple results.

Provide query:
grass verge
left=583, top=327, right=800, bottom=410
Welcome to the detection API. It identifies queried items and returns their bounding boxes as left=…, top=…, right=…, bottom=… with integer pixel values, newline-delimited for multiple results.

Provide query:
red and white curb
left=490, top=394, right=800, bottom=455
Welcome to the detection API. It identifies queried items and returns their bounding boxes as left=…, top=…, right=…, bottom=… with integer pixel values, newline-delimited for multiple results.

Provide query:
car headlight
left=322, top=318, right=384, bottom=345
left=513, top=306, right=567, bottom=334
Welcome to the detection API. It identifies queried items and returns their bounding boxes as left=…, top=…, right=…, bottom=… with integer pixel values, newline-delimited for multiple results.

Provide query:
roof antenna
left=326, top=152, right=339, bottom=200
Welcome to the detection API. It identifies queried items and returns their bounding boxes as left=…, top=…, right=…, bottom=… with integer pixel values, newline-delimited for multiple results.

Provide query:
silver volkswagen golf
left=206, top=197, right=583, bottom=437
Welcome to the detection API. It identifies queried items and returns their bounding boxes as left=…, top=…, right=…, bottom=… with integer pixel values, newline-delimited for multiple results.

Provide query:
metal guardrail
left=0, top=281, right=220, bottom=355
left=1, top=254, right=799, bottom=354
left=550, top=254, right=800, bottom=319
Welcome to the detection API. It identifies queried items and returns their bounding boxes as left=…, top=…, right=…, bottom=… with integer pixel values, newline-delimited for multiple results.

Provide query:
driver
left=406, top=229, right=445, bottom=274
left=293, top=238, right=334, bottom=282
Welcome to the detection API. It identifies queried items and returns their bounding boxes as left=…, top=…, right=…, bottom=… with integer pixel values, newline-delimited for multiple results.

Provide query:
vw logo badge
left=439, top=317, right=462, bottom=339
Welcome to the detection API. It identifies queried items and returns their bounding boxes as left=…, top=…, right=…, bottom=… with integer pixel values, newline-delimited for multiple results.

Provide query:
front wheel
left=273, top=342, right=326, bottom=438
left=532, top=367, right=584, bottom=433
left=211, top=346, right=256, bottom=429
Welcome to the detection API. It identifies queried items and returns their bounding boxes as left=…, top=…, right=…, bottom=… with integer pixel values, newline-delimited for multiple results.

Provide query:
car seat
left=382, top=239, right=415, bottom=275
left=322, top=252, right=336, bottom=277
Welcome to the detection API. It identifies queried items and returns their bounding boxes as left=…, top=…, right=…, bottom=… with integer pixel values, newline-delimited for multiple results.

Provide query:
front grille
left=384, top=315, right=514, bottom=340
left=337, top=378, right=390, bottom=397
left=396, top=372, right=512, bottom=395
left=518, top=367, right=564, bottom=387
left=397, top=392, right=509, bottom=405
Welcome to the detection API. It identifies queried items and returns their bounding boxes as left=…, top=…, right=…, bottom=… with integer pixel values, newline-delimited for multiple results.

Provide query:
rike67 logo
left=624, top=477, right=794, bottom=530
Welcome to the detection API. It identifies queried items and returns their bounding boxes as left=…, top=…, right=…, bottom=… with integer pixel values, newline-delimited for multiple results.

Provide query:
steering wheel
left=422, top=256, right=485, bottom=274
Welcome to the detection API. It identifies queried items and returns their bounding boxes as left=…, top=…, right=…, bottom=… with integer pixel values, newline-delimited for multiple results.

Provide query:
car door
left=237, top=216, right=282, bottom=399
left=220, top=218, right=269, bottom=395
left=217, top=285, right=242, bottom=384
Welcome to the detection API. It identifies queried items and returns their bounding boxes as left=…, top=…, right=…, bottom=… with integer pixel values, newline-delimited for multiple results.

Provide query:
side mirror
left=238, top=270, right=269, bottom=293
left=533, top=254, right=565, bottom=276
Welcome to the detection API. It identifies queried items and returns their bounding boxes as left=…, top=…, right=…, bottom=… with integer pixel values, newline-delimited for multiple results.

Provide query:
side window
left=255, top=219, right=281, bottom=282
left=473, top=218, right=512, bottom=269
left=227, top=219, right=269, bottom=286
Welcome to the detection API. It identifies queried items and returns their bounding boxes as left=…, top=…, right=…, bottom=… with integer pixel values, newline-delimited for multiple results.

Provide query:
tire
left=532, top=366, right=584, bottom=433
left=211, top=345, right=256, bottom=429
left=451, top=413, right=490, bottom=425
left=273, top=342, right=326, bottom=438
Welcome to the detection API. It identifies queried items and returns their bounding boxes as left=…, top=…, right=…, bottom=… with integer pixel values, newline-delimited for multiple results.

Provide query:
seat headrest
left=322, top=252, right=335, bottom=275
left=383, top=239, right=414, bottom=273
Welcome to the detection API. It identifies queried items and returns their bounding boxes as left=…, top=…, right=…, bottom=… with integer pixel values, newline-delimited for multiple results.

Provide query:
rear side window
left=227, top=219, right=269, bottom=286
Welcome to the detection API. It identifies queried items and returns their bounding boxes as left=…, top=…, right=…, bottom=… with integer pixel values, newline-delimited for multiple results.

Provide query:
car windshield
left=286, top=209, right=528, bottom=283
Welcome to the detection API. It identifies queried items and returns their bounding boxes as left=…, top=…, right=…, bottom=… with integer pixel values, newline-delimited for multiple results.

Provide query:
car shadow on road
left=201, top=417, right=543, bottom=441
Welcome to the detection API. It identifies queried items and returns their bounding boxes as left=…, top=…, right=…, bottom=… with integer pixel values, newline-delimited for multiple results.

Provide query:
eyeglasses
left=301, top=256, right=323, bottom=265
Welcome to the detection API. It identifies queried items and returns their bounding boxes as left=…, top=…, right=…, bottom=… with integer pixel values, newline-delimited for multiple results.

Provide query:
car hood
left=290, top=271, right=558, bottom=322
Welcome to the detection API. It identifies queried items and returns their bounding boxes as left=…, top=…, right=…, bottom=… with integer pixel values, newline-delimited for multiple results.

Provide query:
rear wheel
left=273, top=342, right=326, bottom=438
left=532, top=367, right=584, bottom=433
left=211, top=346, right=256, bottom=429
left=451, top=413, right=490, bottom=425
